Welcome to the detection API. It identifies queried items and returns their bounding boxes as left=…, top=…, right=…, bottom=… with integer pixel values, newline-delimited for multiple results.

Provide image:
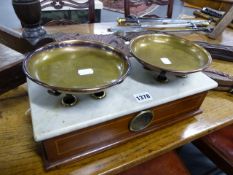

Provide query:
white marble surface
left=28, top=58, right=217, bottom=142
left=40, top=0, right=103, bottom=11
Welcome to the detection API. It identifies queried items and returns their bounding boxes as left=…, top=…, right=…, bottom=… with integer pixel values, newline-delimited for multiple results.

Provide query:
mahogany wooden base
left=41, top=91, right=207, bottom=170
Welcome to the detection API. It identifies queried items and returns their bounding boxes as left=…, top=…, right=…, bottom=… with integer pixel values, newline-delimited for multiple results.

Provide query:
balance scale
left=28, top=58, right=217, bottom=169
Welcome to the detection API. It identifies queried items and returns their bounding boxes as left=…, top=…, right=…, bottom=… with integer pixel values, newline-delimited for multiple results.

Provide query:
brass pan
left=23, top=40, right=130, bottom=94
left=130, top=34, right=212, bottom=75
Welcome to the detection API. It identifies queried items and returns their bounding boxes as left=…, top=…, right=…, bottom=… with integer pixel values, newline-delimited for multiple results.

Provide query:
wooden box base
left=41, top=91, right=207, bottom=169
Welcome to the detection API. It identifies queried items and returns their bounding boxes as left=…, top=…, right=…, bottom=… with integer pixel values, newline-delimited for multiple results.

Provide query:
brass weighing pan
left=130, top=34, right=212, bottom=76
left=23, top=40, right=130, bottom=94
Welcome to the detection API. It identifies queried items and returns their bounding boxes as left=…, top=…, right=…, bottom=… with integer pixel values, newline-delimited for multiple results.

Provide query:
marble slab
left=28, top=58, right=217, bottom=142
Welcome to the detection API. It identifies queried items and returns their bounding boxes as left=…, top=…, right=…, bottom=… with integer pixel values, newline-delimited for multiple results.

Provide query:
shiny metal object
left=129, top=110, right=154, bottom=132
left=61, top=94, right=79, bottom=107
left=117, top=17, right=211, bottom=26
left=23, top=40, right=130, bottom=94
left=109, top=26, right=212, bottom=34
left=91, top=91, right=106, bottom=99
left=117, top=17, right=211, bottom=31
left=130, top=34, right=212, bottom=75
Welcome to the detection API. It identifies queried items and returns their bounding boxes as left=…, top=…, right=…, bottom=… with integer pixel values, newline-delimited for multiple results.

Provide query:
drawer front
left=42, top=92, right=207, bottom=169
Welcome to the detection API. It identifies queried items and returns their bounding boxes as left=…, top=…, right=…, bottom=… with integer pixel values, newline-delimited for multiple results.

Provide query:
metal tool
left=112, top=17, right=213, bottom=33
left=108, top=26, right=212, bottom=34
left=117, top=17, right=211, bottom=27
left=201, top=7, right=225, bottom=18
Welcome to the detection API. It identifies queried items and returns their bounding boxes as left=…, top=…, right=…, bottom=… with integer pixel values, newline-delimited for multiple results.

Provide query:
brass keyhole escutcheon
left=129, top=110, right=154, bottom=132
